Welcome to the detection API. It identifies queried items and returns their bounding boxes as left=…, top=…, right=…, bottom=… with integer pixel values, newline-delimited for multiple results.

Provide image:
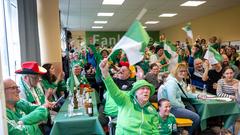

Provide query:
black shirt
left=206, top=69, right=223, bottom=95
left=113, top=78, right=135, bottom=91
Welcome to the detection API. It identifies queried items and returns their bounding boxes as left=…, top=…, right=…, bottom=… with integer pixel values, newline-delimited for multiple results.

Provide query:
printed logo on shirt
left=148, top=106, right=154, bottom=112
left=19, top=110, right=26, bottom=116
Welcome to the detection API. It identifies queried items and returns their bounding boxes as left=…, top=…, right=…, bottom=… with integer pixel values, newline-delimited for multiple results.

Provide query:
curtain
left=17, top=0, right=41, bottom=63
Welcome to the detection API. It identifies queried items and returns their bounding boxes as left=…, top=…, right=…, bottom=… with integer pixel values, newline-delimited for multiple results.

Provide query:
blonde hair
left=172, top=63, right=188, bottom=78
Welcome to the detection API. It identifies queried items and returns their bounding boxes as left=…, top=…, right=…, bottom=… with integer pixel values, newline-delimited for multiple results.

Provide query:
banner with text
left=85, top=31, right=159, bottom=47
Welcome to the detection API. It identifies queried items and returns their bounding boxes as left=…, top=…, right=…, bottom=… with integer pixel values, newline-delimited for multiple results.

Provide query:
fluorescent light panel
left=94, top=21, right=108, bottom=24
left=102, top=0, right=125, bottom=5
left=159, top=13, right=177, bottom=17
left=92, top=26, right=103, bottom=29
left=145, top=21, right=159, bottom=24
left=180, top=1, right=206, bottom=7
left=97, top=12, right=114, bottom=16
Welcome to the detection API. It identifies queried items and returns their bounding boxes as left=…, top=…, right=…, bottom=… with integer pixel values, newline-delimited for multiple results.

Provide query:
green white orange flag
left=182, top=22, right=193, bottom=39
left=109, top=20, right=150, bottom=65
left=204, top=46, right=223, bottom=65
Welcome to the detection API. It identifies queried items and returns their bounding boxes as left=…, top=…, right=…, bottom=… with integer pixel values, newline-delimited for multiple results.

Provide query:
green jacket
left=104, top=90, right=129, bottom=117
left=103, top=76, right=159, bottom=135
left=6, top=99, right=48, bottom=135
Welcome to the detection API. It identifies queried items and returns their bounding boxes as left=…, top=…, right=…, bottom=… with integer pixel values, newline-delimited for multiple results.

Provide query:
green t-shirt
left=159, top=113, right=177, bottom=135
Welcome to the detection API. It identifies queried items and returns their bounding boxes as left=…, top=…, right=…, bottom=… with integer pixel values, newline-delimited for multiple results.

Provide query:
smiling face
left=73, top=65, right=82, bottom=75
left=177, top=67, right=188, bottom=79
left=194, top=59, right=203, bottom=71
left=135, top=86, right=151, bottom=105
left=151, top=65, right=160, bottom=75
left=159, top=100, right=171, bottom=118
left=223, top=68, right=234, bottom=81
left=4, top=79, right=20, bottom=104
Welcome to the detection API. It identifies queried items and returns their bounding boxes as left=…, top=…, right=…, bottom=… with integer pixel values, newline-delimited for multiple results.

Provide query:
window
left=0, top=0, right=21, bottom=80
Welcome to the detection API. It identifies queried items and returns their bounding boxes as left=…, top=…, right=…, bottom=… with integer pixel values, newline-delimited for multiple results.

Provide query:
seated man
left=202, top=61, right=223, bottom=95
left=16, top=61, right=54, bottom=107
left=66, top=62, right=89, bottom=94
left=188, top=58, right=209, bottom=89
left=4, top=78, right=48, bottom=135
left=158, top=98, right=177, bottom=135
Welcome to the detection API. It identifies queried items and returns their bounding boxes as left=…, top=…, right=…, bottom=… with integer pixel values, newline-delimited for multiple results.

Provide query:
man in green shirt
left=4, top=78, right=49, bottom=135
left=158, top=98, right=177, bottom=135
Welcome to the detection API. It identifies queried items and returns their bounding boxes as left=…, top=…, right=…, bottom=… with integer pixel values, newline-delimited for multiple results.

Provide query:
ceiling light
left=145, top=21, right=159, bottom=24
left=94, top=21, right=108, bottom=24
left=92, top=26, right=103, bottom=29
left=180, top=1, right=206, bottom=7
left=159, top=13, right=177, bottom=17
left=102, top=0, right=125, bottom=5
left=97, top=12, right=114, bottom=16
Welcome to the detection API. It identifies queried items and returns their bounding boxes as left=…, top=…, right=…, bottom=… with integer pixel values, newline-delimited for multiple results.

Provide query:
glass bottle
left=202, top=84, right=207, bottom=98
left=88, top=97, right=93, bottom=117
left=73, top=89, right=78, bottom=109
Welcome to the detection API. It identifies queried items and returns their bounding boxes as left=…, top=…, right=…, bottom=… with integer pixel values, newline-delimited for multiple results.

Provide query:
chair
left=108, top=116, right=117, bottom=135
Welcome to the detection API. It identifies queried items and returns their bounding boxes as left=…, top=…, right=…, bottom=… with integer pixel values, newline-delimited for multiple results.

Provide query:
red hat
left=15, top=61, right=47, bottom=74
left=119, top=61, right=129, bottom=67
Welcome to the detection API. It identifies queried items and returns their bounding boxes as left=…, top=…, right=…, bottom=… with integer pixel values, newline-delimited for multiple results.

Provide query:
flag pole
left=107, top=8, right=148, bottom=60
left=136, top=8, right=147, bottom=21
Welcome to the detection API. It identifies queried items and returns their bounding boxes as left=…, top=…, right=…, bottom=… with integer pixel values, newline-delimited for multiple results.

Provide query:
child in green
left=158, top=98, right=177, bottom=135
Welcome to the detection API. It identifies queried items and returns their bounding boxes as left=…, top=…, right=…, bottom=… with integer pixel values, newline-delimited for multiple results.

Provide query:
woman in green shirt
left=158, top=98, right=177, bottom=135
left=42, top=63, right=66, bottom=101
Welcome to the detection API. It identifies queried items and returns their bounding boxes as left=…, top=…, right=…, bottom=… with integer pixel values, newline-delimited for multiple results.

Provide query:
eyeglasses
left=5, top=86, right=19, bottom=90
left=179, top=70, right=187, bottom=73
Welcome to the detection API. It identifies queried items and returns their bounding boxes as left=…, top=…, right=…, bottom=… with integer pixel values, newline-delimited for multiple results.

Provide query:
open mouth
left=143, top=94, right=149, bottom=97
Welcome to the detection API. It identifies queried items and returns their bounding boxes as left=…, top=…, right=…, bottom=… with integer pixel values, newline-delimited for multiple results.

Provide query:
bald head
left=3, top=78, right=20, bottom=104
left=3, top=78, right=15, bottom=90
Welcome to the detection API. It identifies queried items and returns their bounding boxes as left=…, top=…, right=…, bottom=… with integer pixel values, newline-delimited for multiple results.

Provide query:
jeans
left=171, top=107, right=200, bottom=135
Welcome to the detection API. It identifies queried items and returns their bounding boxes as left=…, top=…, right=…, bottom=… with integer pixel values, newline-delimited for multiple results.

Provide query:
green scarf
left=19, top=77, right=45, bottom=105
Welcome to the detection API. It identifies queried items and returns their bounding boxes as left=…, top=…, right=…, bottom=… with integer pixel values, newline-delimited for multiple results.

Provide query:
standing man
left=4, top=78, right=48, bottom=135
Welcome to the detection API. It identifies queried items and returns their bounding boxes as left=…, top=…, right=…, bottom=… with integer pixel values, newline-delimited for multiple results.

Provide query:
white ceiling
left=59, top=0, right=240, bottom=31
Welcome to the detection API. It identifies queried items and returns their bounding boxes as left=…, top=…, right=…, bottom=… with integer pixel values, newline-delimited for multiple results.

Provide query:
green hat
left=129, top=80, right=155, bottom=97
